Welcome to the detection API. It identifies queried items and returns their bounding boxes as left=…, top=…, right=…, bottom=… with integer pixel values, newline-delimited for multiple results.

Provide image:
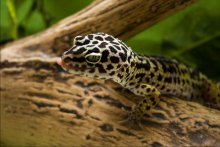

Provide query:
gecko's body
left=57, top=32, right=220, bottom=120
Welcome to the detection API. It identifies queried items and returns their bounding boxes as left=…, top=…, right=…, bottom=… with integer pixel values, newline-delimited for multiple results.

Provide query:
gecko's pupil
left=86, top=55, right=100, bottom=63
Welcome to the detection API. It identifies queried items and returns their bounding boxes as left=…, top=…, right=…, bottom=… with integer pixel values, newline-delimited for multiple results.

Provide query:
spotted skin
left=58, top=32, right=220, bottom=120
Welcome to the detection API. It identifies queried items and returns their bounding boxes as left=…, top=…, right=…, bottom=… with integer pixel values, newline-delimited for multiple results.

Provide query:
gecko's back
left=133, top=55, right=220, bottom=105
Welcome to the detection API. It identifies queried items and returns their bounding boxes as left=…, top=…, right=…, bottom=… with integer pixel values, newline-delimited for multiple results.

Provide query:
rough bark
left=2, top=0, right=220, bottom=146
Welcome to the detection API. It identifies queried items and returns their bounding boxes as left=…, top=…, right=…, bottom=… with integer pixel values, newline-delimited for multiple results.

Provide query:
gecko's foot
left=119, top=107, right=144, bottom=129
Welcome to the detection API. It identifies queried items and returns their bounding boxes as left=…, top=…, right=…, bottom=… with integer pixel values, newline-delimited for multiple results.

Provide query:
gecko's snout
left=61, top=50, right=68, bottom=60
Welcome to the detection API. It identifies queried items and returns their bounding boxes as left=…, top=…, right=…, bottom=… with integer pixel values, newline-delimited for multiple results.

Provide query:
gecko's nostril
left=61, top=50, right=70, bottom=59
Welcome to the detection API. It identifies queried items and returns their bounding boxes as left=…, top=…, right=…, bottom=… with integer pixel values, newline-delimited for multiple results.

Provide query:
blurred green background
left=0, top=0, right=220, bottom=80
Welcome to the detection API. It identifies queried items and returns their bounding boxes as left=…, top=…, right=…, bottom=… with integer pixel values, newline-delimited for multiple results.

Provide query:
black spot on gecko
left=146, top=77, right=150, bottom=83
left=76, top=39, right=90, bottom=46
left=157, top=74, right=163, bottom=81
left=166, top=65, right=173, bottom=74
left=126, top=68, right=129, bottom=73
left=146, top=106, right=151, bottom=110
left=86, top=48, right=99, bottom=54
left=121, top=46, right=127, bottom=54
left=160, top=62, right=167, bottom=73
left=177, top=77, right=181, bottom=84
left=164, top=77, right=172, bottom=83
left=119, top=53, right=127, bottom=62
left=152, top=100, right=157, bottom=106
left=92, top=41, right=99, bottom=44
left=110, top=56, right=119, bottom=63
left=116, top=64, right=121, bottom=69
left=117, top=73, right=123, bottom=79
left=190, top=69, right=200, bottom=79
left=141, top=85, right=146, bottom=88
left=87, top=63, right=93, bottom=66
left=181, top=69, right=187, bottom=75
left=130, top=62, right=135, bottom=67
left=98, top=42, right=108, bottom=48
left=150, top=72, right=155, bottom=78
left=182, top=79, right=185, bottom=85
left=111, top=42, right=120, bottom=45
left=96, top=64, right=106, bottom=73
left=136, top=62, right=150, bottom=71
left=72, top=57, right=85, bottom=62
left=105, top=36, right=114, bottom=42
left=101, top=50, right=109, bottom=63
left=186, top=79, right=190, bottom=84
left=95, top=36, right=104, bottom=41
left=107, top=64, right=114, bottom=70
left=89, top=68, right=95, bottom=73
left=135, top=73, right=145, bottom=79
left=109, top=71, right=115, bottom=76
left=109, top=46, right=117, bottom=53
left=150, top=59, right=159, bottom=72
left=129, top=82, right=135, bottom=86
left=173, top=77, right=177, bottom=83
left=75, top=36, right=84, bottom=41
left=86, top=45, right=95, bottom=48
left=160, top=85, right=165, bottom=90
left=138, top=56, right=143, bottom=61
left=113, top=45, right=121, bottom=50
left=72, top=48, right=86, bottom=55
left=88, top=34, right=93, bottom=40
left=135, top=85, right=140, bottom=89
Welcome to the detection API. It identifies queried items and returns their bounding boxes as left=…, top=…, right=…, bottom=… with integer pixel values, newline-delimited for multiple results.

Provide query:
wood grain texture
left=2, top=0, right=219, bottom=146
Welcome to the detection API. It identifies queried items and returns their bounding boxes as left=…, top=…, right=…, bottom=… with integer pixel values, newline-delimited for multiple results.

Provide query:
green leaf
left=0, top=0, right=13, bottom=43
left=25, top=10, right=46, bottom=35
left=161, top=11, right=220, bottom=80
left=16, top=0, right=33, bottom=24
left=6, top=0, right=16, bottom=24
left=6, top=0, right=18, bottom=39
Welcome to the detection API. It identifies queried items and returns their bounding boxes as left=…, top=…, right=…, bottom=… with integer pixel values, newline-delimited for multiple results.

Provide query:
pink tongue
left=56, top=58, right=62, bottom=65
left=56, top=58, right=67, bottom=68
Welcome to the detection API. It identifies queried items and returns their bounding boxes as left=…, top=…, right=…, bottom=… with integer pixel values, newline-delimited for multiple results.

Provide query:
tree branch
left=1, top=0, right=198, bottom=59
left=2, top=0, right=220, bottom=146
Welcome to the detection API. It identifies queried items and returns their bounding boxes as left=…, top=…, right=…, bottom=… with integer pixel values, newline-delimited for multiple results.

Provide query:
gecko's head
left=57, top=32, right=131, bottom=79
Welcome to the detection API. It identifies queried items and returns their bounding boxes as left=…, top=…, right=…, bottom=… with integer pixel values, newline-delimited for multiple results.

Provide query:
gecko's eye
left=85, top=53, right=101, bottom=64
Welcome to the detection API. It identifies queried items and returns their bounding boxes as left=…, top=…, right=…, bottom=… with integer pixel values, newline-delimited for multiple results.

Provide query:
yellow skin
left=57, top=32, right=220, bottom=121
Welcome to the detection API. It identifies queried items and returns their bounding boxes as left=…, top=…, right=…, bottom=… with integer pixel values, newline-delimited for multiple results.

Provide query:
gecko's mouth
left=56, top=58, right=91, bottom=72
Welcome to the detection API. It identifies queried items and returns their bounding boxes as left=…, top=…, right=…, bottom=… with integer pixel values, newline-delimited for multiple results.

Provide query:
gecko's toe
left=119, top=109, right=144, bottom=130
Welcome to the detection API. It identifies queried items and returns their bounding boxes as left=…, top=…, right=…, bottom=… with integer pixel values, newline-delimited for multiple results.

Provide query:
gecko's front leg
left=128, top=84, right=161, bottom=122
